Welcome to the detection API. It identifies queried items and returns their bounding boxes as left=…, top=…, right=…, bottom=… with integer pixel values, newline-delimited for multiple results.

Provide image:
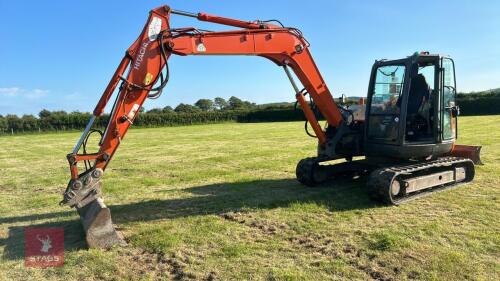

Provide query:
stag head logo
left=36, top=234, right=52, bottom=253
left=25, top=227, right=64, bottom=267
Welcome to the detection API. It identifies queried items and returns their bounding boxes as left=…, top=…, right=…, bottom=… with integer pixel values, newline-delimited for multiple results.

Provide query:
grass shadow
left=0, top=211, right=75, bottom=225
left=0, top=220, right=87, bottom=260
left=1, top=176, right=378, bottom=260
left=110, top=176, right=378, bottom=224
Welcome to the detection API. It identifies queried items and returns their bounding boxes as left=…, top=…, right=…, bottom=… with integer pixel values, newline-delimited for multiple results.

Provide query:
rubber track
left=367, top=157, right=475, bottom=205
left=296, top=157, right=319, bottom=187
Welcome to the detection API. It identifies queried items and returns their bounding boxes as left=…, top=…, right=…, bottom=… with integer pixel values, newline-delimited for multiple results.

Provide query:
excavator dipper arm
left=61, top=5, right=344, bottom=248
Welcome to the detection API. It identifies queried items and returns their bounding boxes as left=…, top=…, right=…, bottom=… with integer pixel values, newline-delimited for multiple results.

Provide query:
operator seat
left=407, top=74, right=430, bottom=116
left=405, top=73, right=432, bottom=140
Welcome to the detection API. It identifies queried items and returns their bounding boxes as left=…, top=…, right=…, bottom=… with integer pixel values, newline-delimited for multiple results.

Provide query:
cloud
left=63, top=92, right=80, bottom=101
left=0, top=87, right=21, bottom=97
left=26, top=89, right=49, bottom=99
left=0, top=87, right=49, bottom=99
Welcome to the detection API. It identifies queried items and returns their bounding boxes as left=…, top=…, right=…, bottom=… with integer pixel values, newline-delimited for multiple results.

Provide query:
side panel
left=365, top=142, right=453, bottom=159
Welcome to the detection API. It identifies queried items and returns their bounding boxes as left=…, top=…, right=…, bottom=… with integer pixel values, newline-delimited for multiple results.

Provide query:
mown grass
left=0, top=116, right=499, bottom=280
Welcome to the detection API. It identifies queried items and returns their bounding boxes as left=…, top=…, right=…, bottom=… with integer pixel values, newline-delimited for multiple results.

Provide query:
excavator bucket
left=450, top=144, right=483, bottom=165
left=61, top=168, right=126, bottom=248
left=77, top=198, right=126, bottom=248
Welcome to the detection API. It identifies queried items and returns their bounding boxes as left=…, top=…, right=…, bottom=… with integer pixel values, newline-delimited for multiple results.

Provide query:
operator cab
left=364, top=52, right=459, bottom=160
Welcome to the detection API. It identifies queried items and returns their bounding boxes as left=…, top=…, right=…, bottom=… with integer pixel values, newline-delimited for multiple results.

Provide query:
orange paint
left=69, top=5, right=342, bottom=177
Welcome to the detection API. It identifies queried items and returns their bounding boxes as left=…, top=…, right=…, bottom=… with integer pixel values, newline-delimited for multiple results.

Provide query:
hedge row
left=134, top=111, right=246, bottom=127
left=1, top=92, right=499, bottom=134
left=0, top=109, right=308, bottom=134
left=457, top=90, right=500, bottom=116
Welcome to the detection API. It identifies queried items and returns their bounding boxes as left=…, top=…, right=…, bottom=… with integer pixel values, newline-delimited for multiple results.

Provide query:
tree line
left=0, top=96, right=297, bottom=134
left=1, top=91, right=499, bottom=134
left=157, top=96, right=258, bottom=114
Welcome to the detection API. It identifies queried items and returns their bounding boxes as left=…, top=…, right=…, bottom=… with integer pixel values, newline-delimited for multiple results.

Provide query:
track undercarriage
left=296, top=156, right=475, bottom=205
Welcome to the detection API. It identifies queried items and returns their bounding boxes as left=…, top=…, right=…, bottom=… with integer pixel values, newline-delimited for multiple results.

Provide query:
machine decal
left=148, top=17, right=162, bottom=42
left=143, top=73, right=154, bottom=85
left=127, top=104, right=141, bottom=120
left=196, top=43, right=207, bottom=52
left=133, top=42, right=149, bottom=70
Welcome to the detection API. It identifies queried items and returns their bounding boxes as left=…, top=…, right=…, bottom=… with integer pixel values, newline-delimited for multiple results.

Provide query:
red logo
left=25, top=227, right=64, bottom=267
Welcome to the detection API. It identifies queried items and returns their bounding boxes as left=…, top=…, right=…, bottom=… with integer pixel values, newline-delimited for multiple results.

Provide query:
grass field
left=0, top=116, right=499, bottom=280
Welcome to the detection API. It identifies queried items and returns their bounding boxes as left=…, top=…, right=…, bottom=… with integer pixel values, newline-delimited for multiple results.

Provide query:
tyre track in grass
left=219, top=210, right=393, bottom=280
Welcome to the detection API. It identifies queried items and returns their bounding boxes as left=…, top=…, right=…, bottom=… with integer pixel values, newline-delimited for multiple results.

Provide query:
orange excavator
left=61, top=5, right=482, bottom=248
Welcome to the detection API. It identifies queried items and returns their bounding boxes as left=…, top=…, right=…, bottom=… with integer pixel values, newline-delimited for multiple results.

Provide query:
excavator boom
left=62, top=5, right=344, bottom=248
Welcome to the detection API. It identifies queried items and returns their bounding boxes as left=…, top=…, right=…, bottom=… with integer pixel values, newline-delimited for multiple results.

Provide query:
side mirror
left=339, top=94, right=347, bottom=105
left=452, top=106, right=460, bottom=117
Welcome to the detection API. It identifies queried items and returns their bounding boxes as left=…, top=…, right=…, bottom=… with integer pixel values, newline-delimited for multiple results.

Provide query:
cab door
left=441, top=57, right=458, bottom=141
left=366, top=64, right=407, bottom=144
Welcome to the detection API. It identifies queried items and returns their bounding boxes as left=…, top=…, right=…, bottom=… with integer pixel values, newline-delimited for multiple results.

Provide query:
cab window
left=405, top=63, right=436, bottom=142
left=368, top=65, right=406, bottom=141
left=442, top=58, right=457, bottom=140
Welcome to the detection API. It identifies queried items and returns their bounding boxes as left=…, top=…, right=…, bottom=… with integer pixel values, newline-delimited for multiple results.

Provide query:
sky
left=0, top=0, right=499, bottom=115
